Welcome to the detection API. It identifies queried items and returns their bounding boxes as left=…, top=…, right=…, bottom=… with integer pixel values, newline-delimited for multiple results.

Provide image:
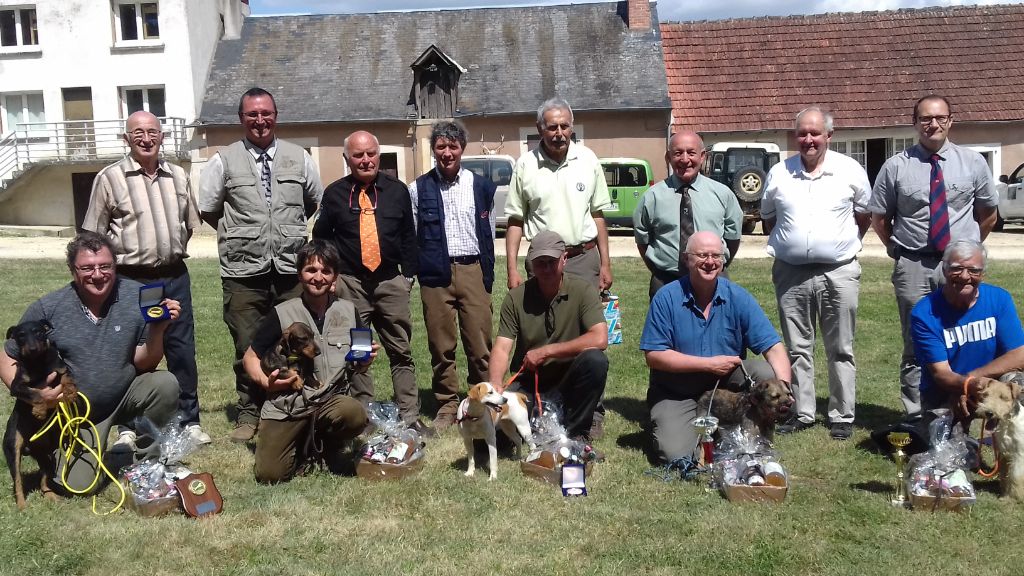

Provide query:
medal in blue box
left=139, top=283, right=170, bottom=323
left=345, top=327, right=373, bottom=363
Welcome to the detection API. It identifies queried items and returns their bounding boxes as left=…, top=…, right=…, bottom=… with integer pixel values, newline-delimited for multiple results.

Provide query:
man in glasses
left=408, top=121, right=496, bottom=432
left=761, top=107, right=871, bottom=441
left=198, top=87, right=324, bottom=443
left=869, top=94, right=999, bottom=420
left=313, top=131, right=430, bottom=436
left=488, top=230, right=608, bottom=443
left=82, top=110, right=207, bottom=447
left=633, top=130, right=743, bottom=300
left=911, top=239, right=1024, bottom=416
left=1, top=232, right=181, bottom=494
left=640, top=231, right=792, bottom=462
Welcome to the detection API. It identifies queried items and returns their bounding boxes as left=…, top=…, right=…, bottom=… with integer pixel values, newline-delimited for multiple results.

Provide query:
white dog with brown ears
left=457, top=382, right=535, bottom=480
left=972, top=372, right=1024, bottom=500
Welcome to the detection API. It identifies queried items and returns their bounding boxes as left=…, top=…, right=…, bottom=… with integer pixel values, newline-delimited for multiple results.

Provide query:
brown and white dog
left=697, top=378, right=795, bottom=441
left=261, top=322, right=320, bottom=391
left=457, top=382, right=535, bottom=480
left=3, top=320, right=78, bottom=510
left=973, top=373, right=1024, bottom=500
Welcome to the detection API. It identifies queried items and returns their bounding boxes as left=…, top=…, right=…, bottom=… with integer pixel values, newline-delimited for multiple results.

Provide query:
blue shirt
left=911, top=284, right=1024, bottom=393
left=640, top=276, right=782, bottom=399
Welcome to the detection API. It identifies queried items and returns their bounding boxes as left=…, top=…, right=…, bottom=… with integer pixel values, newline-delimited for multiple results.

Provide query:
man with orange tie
left=868, top=94, right=998, bottom=420
left=313, top=131, right=431, bottom=435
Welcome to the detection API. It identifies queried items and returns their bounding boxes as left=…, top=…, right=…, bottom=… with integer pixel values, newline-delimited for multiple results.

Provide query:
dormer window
left=410, top=45, right=465, bottom=119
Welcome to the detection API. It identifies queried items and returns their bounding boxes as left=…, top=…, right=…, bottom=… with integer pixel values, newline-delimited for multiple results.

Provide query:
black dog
left=261, top=322, right=320, bottom=391
left=3, top=320, right=78, bottom=510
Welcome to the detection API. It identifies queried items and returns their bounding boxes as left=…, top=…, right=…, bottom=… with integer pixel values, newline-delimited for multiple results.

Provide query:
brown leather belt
left=565, top=239, right=597, bottom=257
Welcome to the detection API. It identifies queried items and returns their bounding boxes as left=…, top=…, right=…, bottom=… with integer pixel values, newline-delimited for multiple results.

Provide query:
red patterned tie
left=928, top=154, right=950, bottom=252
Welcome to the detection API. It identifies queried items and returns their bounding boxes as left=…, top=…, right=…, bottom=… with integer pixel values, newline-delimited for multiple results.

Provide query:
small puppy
left=457, top=382, right=535, bottom=480
left=974, top=373, right=1024, bottom=500
left=697, top=378, right=794, bottom=441
left=261, top=322, right=320, bottom=391
left=3, top=320, right=78, bottom=510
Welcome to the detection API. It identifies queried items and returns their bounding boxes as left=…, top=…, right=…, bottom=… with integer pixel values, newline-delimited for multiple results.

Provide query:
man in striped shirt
left=83, top=110, right=208, bottom=445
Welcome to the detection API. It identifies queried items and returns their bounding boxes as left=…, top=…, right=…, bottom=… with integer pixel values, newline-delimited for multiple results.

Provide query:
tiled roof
left=198, top=2, right=671, bottom=125
left=662, top=4, right=1024, bottom=132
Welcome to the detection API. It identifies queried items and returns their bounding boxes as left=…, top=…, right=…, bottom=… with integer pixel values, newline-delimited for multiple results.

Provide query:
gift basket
left=520, top=402, right=598, bottom=488
left=712, top=427, right=788, bottom=503
left=356, top=402, right=425, bottom=481
left=121, top=415, right=220, bottom=517
left=906, top=412, right=977, bottom=512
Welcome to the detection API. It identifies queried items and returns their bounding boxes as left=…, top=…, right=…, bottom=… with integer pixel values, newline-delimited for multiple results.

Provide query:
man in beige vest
left=198, top=87, right=324, bottom=443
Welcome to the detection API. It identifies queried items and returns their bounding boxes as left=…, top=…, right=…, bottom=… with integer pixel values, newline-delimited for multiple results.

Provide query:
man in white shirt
left=761, top=106, right=871, bottom=440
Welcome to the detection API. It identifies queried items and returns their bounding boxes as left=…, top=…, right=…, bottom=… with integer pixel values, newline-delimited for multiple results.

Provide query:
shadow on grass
left=811, top=397, right=907, bottom=431
left=604, top=395, right=648, bottom=426
left=851, top=480, right=893, bottom=495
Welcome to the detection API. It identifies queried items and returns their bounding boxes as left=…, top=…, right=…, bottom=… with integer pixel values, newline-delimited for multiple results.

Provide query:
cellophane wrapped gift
left=906, top=412, right=976, bottom=511
left=712, top=427, right=788, bottom=503
left=121, top=415, right=201, bottom=516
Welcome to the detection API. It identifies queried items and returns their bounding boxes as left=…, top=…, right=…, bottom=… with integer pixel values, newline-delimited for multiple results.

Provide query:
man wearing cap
left=869, top=94, right=998, bottom=419
left=488, top=230, right=608, bottom=441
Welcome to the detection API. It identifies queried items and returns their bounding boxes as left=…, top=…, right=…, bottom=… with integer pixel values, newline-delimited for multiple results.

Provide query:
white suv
left=461, top=154, right=515, bottom=228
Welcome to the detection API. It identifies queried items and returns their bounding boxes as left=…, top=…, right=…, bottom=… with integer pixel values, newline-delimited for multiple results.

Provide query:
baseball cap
left=527, top=230, right=565, bottom=261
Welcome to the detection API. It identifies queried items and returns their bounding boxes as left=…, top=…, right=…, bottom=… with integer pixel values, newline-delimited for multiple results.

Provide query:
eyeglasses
left=917, top=115, right=951, bottom=126
left=75, top=263, right=114, bottom=275
left=128, top=129, right=162, bottom=139
left=348, top=186, right=378, bottom=215
left=946, top=265, right=984, bottom=277
left=686, top=252, right=725, bottom=263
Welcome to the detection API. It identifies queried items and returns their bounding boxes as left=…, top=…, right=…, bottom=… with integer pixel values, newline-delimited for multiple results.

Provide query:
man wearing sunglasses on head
left=313, top=131, right=431, bottom=436
left=869, top=94, right=999, bottom=421
left=911, top=239, right=1024, bottom=420
left=198, top=87, right=324, bottom=443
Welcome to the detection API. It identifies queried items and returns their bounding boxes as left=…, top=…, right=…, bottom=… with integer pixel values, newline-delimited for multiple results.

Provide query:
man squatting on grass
left=1, top=232, right=180, bottom=494
left=488, top=231, right=608, bottom=442
left=243, top=240, right=375, bottom=483
left=911, top=239, right=1024, bottom=421
left=640, top=231, right=792, bottom=462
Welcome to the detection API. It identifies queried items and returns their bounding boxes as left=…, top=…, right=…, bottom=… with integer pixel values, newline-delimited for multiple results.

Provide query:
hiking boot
left=830, top=422, right=854, bottom=441
left=408, top=419, right=436, bottom=438
left=777, top=417, right=815, bottom=434
left=110, top=430, right=137, bottom=453
left=230, top=422, right=257, bottom=443
left=588, top=412, right=605, bottom=440
left=433, top=403, right=459, bottom=432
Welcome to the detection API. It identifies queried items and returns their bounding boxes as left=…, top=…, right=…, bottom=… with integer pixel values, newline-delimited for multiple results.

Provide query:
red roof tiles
left=661, top=4, right=1024, bottom=132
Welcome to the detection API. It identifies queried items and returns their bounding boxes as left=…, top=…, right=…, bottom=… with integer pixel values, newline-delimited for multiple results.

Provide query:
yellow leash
left=30, top=391, right=127, bottom=515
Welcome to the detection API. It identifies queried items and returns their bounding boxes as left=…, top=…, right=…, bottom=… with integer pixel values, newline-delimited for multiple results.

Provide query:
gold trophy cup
left=887, top=432, right=911, bottom=508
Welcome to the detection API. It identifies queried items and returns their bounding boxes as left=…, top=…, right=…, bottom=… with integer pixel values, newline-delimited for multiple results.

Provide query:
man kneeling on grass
left=243, top=240, right=375, bottom=483
left=640, top=231, right=792, bottom=462
left=911, top=238, right=1024, bottom=422
left=488, top=230, right=608, bottom=445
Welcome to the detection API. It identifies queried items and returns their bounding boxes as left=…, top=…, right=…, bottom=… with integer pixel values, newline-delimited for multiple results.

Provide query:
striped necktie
left=928, top=154, right=950, bottom=252
left=258, top=152, right=272, bottom=207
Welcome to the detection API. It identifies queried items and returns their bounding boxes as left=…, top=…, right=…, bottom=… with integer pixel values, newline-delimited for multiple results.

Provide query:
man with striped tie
left=869, top=94, right=999, bottom=420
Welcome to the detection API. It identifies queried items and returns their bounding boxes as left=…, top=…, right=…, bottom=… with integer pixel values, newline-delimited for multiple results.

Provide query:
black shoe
left=830, top=422, right=853, bottom=441
left=408, top=419, right=436, bottom=438
left=777, top=418, right=814, bottom=434
left=588, top=413, right=605, bottom=441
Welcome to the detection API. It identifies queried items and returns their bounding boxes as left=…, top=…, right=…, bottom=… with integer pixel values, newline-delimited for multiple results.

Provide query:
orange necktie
left=359, top=186, right=381, bottom=272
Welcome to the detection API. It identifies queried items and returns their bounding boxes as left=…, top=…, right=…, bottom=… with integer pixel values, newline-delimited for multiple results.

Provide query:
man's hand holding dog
left=261, top=368, right=300, bottom=392
left=36, top=372, right=65, bottom=411
left=522, top=346, right=552, bottom=373
left=705, top=355, right=743, bottom=377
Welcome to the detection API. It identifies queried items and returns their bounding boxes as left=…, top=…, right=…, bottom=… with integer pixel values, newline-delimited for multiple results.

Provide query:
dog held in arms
left=3, top=320, right=78, bottom=509
left=457, top=382, right=535, bottom=480
left=261, top=322, right=320, bottom=391
left=972, top=372, right=1024, bottom=500
left=697, top=378, right=794, bottom=441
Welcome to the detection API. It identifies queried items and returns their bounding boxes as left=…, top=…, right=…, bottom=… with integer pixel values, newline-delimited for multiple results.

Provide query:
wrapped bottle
left=763, top=461, right=787, bottom=487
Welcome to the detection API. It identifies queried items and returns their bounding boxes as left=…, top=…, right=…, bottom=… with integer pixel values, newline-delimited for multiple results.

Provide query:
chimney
left=220, top=0, right=251, bottom=40
left=627, top=0, right=651, bottom=31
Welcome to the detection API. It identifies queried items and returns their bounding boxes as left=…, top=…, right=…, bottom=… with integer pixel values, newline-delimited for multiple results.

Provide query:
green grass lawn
left=2, top=256, right=1024, bottom=576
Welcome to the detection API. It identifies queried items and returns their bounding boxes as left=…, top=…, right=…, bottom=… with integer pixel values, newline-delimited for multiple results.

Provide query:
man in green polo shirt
left=489, top=230, right=608, bottom=441
left=633, top=130, right=743, bottom=299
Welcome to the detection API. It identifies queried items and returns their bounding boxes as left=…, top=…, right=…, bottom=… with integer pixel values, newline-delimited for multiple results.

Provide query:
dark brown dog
left=697, top=378, right=794, bottom=441
left=3, top=320, right=78, bottom=510
left=261, top=322, right=320, bottom=391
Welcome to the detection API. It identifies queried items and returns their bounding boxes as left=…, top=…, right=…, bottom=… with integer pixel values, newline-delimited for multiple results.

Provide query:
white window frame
left=119, top=85, right=166, bottom=118
left=889, top=137, right=916, bottom=157
left=828, top=139, right=867, bottom=169
left=0, top=5, right=40, bottom=52
left=964, top=143, right=1001, bottom=179
left=518, top=124, right=585, bottom=156
left=1, top=91, right=46, bottom=136
left=112, top=1, right=161, bottom=46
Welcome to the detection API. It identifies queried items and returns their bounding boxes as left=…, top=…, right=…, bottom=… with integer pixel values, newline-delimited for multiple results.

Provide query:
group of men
left=4, top=89, right=1023, bottom=489
left=0, top=90, right=613, bottom=488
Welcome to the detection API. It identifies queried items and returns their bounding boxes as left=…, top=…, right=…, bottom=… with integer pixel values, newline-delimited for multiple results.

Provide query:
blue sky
left=249, top=0, right=1006, bottom=22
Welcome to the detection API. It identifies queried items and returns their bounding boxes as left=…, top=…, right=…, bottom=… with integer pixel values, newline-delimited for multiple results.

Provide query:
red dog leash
left=505, top=366, right=542, bottom=418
